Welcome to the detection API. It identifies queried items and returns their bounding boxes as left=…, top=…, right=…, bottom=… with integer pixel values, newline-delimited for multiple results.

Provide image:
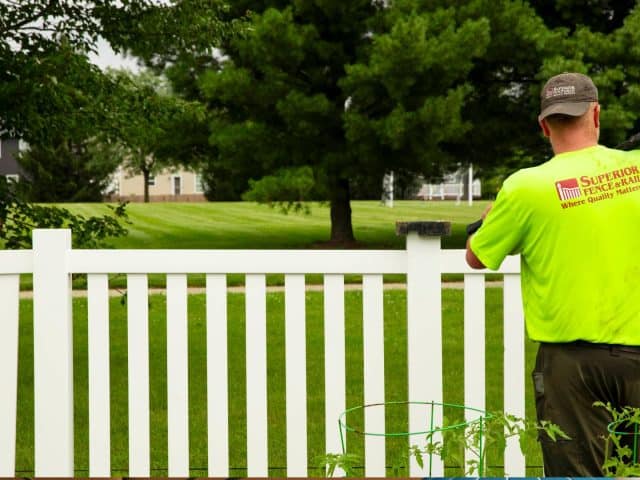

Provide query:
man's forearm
left=465, top=234, right=486, bottom=269
left=464, top=204, right=492, bottom=269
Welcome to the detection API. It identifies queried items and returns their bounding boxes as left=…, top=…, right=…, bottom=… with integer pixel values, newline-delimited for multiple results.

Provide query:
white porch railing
left=417, top=181, right=482, bottom=200
left=0, top=224, right=524, bottom=477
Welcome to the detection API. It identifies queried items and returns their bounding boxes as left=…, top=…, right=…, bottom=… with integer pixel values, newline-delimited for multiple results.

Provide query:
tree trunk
left=329, top=178, right=355, bottom=244
left=462, top=164, right=470, bottom=201
left=142, top=169, right=150, bottom=203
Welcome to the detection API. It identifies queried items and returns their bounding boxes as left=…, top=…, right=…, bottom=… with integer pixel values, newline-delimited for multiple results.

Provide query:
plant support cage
left=338, top=400, right=492, bottom=476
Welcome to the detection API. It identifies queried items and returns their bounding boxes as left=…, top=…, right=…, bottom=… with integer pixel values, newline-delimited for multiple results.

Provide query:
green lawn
left=14, top=287, right=542, bottom=477
left=20, top=200, right=495, bottom=290
left=59, top=200, right=489, bottom=250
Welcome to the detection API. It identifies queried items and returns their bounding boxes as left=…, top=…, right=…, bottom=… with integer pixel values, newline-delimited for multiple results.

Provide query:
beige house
left=108, top=166, right=207, bottom=202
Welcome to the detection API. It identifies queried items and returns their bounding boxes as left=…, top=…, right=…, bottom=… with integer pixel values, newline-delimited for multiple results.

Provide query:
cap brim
left=538, top=101, right=592, bottom=122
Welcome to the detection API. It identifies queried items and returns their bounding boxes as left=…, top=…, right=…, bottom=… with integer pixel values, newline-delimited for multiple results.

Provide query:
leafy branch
left=242, top=166, right=317, bottom=215
left=0, top=177, right=129, bottom=249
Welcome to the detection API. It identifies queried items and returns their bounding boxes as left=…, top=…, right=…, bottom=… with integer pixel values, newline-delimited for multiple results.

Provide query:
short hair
left=544, top=101, right=597, bottom=130
left=545, top=113, right=584, bottom=128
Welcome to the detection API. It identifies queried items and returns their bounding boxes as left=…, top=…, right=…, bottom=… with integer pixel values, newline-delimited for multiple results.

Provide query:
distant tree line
left=1, top=0, right=639, bottom=243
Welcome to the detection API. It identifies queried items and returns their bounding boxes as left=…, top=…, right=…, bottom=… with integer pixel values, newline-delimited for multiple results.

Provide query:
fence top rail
left=0, top=251, right=33, bottom=274
left=0, top=228, right=521, bottom=275
left=68, top=249, right=409, bottom=274
left=0, top=249, right=520, bottom=275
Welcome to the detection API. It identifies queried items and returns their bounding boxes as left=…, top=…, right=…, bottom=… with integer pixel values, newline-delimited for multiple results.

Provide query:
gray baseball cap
left=539, top=72, right=598, bottom=122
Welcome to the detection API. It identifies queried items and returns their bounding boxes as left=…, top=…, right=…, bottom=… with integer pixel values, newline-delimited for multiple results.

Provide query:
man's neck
left=551, top=138, right=598, bottom=155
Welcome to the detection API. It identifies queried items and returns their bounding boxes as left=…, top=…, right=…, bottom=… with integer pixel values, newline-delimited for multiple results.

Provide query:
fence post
left=397, top=221, right=450, bottom=477
left=33, top=229, right=74, bottom=476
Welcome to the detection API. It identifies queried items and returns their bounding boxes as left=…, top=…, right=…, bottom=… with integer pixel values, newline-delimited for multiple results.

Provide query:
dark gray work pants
left=533, top=341, right=640, bottom=476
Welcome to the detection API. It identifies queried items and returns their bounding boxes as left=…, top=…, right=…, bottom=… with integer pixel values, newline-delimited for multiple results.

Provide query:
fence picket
left=245, top=274, right=268, bottom=476
left=362, top=274, right=385, bottom=476
left=0, top=275, right=19, bottom=477
left=503, top=274, right=526, bottom=476
left=464, top=274, right=485, bottom=471
left=127, top=274, right=150, bottom=476
left=88, top=274, right=111, bottom=476
left=206, top=274, right=229, bottom=476
left=167, top=274, right=189, bottom=476
left=284, top=274, right=308, bottom=476
left=324, top=274, right=346, bottom=476
left=406, top=233, right=443, bottom=476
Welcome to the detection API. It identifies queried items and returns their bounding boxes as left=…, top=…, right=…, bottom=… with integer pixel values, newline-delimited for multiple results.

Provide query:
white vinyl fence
left=0, top=224, right=524, bottom=477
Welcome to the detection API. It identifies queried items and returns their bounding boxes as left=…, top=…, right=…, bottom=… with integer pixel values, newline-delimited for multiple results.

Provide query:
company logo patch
left=555, top=165, right=640, bottom=209
left=546, top=85, right=576, bottom=98
left=556, top=178, right=581, bottom=200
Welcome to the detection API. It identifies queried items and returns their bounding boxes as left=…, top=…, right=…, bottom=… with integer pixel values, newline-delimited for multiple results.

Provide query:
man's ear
left=593, top=103, right=600, bottom=128
left=540, top=118, right=551, bottom=137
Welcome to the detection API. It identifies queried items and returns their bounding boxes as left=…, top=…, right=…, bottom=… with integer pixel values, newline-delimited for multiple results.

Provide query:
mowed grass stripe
left=18, top=200, right=494, bottom=291
left=54, top=200, right=490, bottom=250
left=11, top=200, right=497, bottom=290
left=14, top=286, right=542, bottom=477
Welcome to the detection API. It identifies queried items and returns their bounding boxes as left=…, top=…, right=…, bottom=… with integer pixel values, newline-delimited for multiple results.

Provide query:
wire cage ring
left=338, top=400, right=492, bottom=476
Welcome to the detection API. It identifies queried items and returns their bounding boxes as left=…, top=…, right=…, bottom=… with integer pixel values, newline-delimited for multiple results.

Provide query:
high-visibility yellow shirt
left=470, top=145, right=640, bottom=344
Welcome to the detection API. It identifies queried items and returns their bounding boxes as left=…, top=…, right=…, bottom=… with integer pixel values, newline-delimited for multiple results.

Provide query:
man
left=466, top=72, right=640, bottom=476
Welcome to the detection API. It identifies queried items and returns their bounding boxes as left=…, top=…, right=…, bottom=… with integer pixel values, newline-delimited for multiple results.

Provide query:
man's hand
left=465, top=203, right=492, bottom=269
left=481, top=203, right=492, bottom=219
left=466, top=238, right=486, bottom=269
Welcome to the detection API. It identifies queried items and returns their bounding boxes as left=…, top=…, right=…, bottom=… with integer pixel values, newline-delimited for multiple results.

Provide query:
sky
left=88, top=0, right=171, bottom=72
left=88, top=37, right=143, bottom=72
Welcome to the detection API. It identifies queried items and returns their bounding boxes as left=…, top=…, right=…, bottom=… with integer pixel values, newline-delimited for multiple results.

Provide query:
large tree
left=427, top=0, right=640, bottom=188
left=0, top=1, right=150, bottom=202
left=0, top=1, right=155, bottom=241
left=195, top=2, right=489, bottom=243
left=114, top=0, right=640, bottom=240
left=529, top=0, right=637, bottom=33
left=106, top=70, right=204, bottom=202
left=6, top=39, right=124, bottom=202
left=535, top=3, right=640, bottom=148
left=103, top=0, right=238, bottom=200
left=1, top=1, right=215, bottom=204
left=18, top=138, right=120, bottom=202
left=0, top=1, right=154, bottom=142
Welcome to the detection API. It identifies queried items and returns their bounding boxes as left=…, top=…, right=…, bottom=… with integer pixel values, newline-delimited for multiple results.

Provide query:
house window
left=5, top=174, right=19, bottom=183
left=147, top=175, right=156, bottom=186
left=195, top=174, right=205, bottom=193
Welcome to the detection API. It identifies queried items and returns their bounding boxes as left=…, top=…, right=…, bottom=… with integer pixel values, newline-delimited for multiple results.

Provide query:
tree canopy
left=0, top=1, right=154, bottom=241
left=102, top=70, right=205, bottom=202
left=114, top=0, right=640, bottom=243
left=0, top=1, right=154, bottom=142
left=193, top=2, right=491, bottom=242
left=3, top=0, right=640, bottom=244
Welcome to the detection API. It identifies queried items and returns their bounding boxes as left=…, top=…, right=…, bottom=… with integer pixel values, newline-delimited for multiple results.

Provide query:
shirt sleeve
left=469, top=176, right=527, bottom=271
